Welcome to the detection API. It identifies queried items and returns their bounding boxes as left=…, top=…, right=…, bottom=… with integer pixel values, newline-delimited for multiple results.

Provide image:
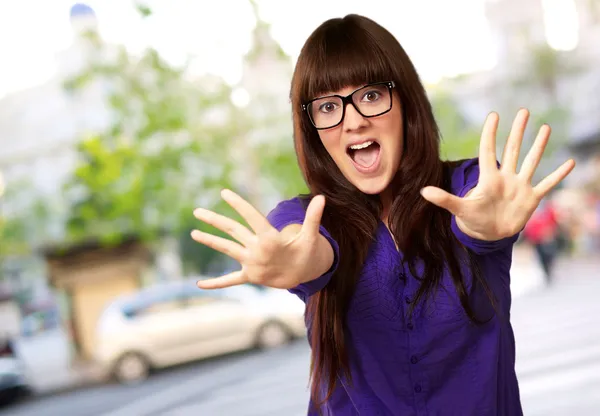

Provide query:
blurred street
left=0, top=1, right=599, bottom=416
left=1, top=251, right=598, bottom=416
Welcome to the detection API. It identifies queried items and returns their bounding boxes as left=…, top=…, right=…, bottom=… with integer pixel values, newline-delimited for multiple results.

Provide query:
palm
left=190, top=190, right=327, bottom=289
left=422, top=109, right=575, bottom=241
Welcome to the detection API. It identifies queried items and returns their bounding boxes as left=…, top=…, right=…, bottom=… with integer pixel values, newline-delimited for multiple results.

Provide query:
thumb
left=301, top=194, right=326, bottom=238
left=420, top=186, right=463, bottom=216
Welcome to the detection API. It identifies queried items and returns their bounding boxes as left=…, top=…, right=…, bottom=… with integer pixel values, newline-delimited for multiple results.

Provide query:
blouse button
left=410, top=355, right=418, bottom=364
left=407, top=322, right=414, bottom=330
left=414, top=384, right=422, bottom=393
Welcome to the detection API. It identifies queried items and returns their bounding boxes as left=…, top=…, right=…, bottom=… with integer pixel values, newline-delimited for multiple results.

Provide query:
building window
left=589, top=0, right=600, bottom=24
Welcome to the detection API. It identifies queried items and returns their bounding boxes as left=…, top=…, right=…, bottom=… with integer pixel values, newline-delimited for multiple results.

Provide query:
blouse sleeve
left=266, top=197, right=339, bottom=302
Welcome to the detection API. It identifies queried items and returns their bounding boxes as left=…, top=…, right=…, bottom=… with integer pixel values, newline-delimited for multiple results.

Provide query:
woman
left=191, top=14, right=575, bottom=416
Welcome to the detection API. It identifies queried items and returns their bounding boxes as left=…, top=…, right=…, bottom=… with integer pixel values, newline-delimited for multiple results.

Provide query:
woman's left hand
left=420, top=108, right=576, bottom=241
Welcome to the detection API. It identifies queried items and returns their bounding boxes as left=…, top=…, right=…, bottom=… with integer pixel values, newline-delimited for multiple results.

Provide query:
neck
left=380, top=188, right=394, bottom=225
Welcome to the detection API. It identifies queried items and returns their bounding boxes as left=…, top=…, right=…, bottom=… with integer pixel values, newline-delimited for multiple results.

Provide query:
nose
left=343, top=102, right=368, bottom=131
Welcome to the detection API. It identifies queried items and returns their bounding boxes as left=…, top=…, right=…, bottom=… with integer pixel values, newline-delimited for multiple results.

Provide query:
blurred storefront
left=0, top=290, right=22, bottom=339
left=43, top=237, right=151, bottom=360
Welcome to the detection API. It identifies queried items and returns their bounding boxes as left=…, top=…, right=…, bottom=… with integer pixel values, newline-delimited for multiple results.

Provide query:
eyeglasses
left=302, top=81, right=395, bottom=130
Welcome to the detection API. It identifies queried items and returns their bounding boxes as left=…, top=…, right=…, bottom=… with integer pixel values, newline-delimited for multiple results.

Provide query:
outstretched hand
left=420, top=109, right=575, bottom=241
left=191, top=190, right=329, bottom=289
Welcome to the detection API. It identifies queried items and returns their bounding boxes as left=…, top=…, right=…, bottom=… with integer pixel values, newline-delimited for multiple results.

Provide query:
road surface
left=2, top=258, right=599, bottom=416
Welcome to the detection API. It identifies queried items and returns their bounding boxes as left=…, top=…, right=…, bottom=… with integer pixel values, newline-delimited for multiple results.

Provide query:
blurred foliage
left=61, top=26, right=241, bottom=273
left=60, top=3, right=306, bottom=274
left=512, top=44, right=583, bottom=104
left=431, top=91, right=481, bottom=160
left=0, top=216, right=28, bottom=259
left=508, top=43, right=582, bottom=174
left=256, top=139, right=307, bottom=196
left=0, top=181, right=51, bottom=280
left=433, top=41, right=582, bottom=173
left=134, top=2, right=152, bottom=18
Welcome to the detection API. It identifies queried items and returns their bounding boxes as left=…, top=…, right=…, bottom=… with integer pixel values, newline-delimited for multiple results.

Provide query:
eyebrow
left=311, top=84, right=368, bottom=101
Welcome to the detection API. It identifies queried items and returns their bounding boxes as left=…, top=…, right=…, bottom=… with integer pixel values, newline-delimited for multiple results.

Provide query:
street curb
left=24, top=379, right=106, bottom=402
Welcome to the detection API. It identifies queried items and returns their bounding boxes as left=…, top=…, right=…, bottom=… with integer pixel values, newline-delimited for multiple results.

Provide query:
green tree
left=61, top=3, right=307, bottom=274
left=0, top=180, right=50, bottom=282
left=61, top=11, right=244, bottom=274
left=431, top=90, right=481, bottom=160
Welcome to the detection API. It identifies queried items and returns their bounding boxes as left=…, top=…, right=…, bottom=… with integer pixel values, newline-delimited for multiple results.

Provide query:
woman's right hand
left=191, top=189, right=332, bottom=290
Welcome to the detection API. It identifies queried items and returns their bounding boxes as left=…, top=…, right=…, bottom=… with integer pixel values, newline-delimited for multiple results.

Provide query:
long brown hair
left=290, top=14, right=493, bottom=408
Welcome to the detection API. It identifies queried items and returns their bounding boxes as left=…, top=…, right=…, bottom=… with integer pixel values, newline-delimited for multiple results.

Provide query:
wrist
left=296, top=233, right=334, bottom=285
left=455, top=216, right=504, bottom=242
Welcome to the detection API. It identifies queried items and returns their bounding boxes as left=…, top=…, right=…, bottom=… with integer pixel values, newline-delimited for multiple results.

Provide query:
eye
left=361, top=90, right=381, bottom=102
left=318, top=102, right=339, bottom=113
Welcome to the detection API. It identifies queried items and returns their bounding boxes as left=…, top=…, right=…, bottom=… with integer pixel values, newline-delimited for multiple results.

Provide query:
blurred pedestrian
left=523, top=199, right=564, bottom=284
left=190, top=15, right=575, bottom=416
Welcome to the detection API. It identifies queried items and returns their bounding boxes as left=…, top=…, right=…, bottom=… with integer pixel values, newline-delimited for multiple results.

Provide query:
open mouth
left=347, top=140, right=381, bottom=171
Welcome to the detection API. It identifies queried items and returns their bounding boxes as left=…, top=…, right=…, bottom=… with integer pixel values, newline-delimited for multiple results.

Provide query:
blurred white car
left=0, top=339, right=29, bottom=402
left=94, top=280, right=306, bottom=384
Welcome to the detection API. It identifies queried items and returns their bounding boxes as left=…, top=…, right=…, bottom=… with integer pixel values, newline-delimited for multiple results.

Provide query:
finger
left=193, top=207, right=255, bottom=245
left=519, top=124, right=551, bottom=182
left=191, top=229, right=246, bottom=261
left=220, top=189, right=274, bottom=235
left=501, top=108, right=529, bottom=173
left=534, top=159, right=576, bottom=198
left=479, top=112, right=500, bottom=180
left=301, top=195, right=326, bottom=238
left=420, top=186, right=464, bottom=216
left=196, top=270, right=246, bottom=289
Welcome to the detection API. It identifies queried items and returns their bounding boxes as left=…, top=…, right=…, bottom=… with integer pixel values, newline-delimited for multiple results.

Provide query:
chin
left=350, top=174, right=392, bottom=195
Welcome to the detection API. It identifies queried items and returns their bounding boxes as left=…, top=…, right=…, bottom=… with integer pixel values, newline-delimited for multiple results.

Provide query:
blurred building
left=0, top=3, right=110, bottom=207
left=232, top=3, right=295, bottom=212
left=0, top=2, right=122, bottom=362
left=0, top=289, right=22, bottom=338
left=438, top=0, right=600, bottom=188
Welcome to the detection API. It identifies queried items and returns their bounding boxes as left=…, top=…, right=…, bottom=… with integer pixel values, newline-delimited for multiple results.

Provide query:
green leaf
left=135, top=3, right=152, bottom=18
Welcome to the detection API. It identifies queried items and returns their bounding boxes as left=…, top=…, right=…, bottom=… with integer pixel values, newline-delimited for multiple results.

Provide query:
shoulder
left=267, top=196, right=308, bottom=217
left=266, top=195, right=310, bottom=230
left=448, top=158, right=480, bottom=197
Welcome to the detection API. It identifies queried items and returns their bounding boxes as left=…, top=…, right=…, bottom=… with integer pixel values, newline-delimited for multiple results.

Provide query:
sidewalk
left=510, top=244, right=546, bottom=297
left=25, top=360, right=104, bottom=398
left=17, top=329, right=105, bottom=398
left=511, top=243, right=599, bottom=297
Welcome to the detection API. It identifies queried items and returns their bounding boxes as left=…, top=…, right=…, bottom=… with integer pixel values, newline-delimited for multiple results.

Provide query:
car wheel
left=113, top=352, right=150, bottom=385
left=256, top=321, right=290, bottom=349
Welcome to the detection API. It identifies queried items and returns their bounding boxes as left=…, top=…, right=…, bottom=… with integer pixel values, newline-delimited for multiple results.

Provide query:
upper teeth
left=349, top=141, right=374, bottom=150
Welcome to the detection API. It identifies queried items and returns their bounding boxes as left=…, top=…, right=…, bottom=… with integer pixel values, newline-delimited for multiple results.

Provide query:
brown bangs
left=299, top=16, right=395, bottom=103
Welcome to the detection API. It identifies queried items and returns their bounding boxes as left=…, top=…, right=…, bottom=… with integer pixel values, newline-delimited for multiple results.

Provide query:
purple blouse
left=266, top=158, right=523, bottom=416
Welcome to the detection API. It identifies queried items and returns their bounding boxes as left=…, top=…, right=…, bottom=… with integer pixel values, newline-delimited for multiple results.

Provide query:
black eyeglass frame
left=302, top=81, right=396, bottom=130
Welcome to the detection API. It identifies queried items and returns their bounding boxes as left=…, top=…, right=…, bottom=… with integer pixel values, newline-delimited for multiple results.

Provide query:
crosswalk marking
left=513, top=279, right=600, bottom=415
left=159, top=356, right=310, bottom=416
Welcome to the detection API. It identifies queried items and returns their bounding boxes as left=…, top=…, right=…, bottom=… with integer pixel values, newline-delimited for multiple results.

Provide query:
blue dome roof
left=70, top=3, right=96, bottom=18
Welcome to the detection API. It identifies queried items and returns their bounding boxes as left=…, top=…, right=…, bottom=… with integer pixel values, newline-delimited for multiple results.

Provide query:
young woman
left=191, top=14, right=575, bottom=416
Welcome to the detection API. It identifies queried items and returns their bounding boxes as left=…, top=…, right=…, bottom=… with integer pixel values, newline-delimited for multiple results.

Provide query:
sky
left=0, top=0, right=578, bottom=98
